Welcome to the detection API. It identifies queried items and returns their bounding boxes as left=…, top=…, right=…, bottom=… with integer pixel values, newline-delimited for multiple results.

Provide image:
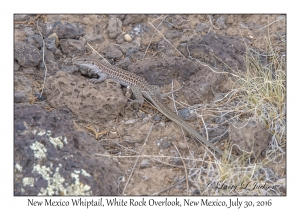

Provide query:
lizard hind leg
left=126, top=86, right=144, bottom=108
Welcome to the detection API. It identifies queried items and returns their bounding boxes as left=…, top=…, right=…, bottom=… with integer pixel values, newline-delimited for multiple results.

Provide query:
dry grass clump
left=234, top=33, right=286, bottom=158
left=189, top=32, right=286, bottom=195
left=190, top=149, right=285, bottom=195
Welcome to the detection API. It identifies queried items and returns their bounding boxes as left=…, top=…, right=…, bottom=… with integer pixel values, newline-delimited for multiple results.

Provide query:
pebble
left=160, top=140, right=171, bottom=149
left=152, top=115, right=161, bottom=121
left=142, top=176, right=149, bottom=181
left=140, top=159, right=151, bottom=168
left=159, top=121, right=165, bottom=127
left=178, top=108, right=196, bottom=121
left=124, top=119, right=137, bottom=125
left=124, top=34, right=132, bottom=42
left=177, top=142, right=188, bottom=150
left=48, top=33, right=59, bottom=47
left=142, top=117, right=150, bottom=124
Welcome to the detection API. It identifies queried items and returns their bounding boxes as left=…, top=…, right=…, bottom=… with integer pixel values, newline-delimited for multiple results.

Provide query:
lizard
left=72, top=55, right=224, bottom=156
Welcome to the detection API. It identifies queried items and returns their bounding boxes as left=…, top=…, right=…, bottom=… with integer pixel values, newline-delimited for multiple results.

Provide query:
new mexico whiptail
left=72, top=56, right=223, bottom=155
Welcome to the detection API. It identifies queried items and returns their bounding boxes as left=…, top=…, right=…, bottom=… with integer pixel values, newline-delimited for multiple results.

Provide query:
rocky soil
left=14, top=14, right=286, bottom=195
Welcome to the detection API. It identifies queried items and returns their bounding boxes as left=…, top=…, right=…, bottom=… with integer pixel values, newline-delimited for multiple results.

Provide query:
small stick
left=86, top=42, right=112, bottom=66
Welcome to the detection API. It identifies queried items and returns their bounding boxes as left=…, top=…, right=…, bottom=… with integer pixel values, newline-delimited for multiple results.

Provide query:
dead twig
left=86, top=124, right=110, bottom=140
left=86, top=42, right=112, bottom=66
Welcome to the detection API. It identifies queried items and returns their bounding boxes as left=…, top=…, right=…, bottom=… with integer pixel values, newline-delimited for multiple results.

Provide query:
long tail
left=150, top=95, right=223, bottom=155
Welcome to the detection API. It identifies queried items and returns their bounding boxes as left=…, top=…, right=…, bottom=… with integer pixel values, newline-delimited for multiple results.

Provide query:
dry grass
left=233, top=33, right=286, bottom=158
left=180, top=28, right=286, bottom=195
left=189, top=145, right=285, bottom=195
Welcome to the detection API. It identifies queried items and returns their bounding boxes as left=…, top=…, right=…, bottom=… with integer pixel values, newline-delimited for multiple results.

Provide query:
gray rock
left=60, top=39, right=85, bottom=57
left=40, top=21, right=84, bottom=39
left=229, top=120, right=271, bottom=157
left=124, top=15, right=146, bottom=26
left=24, top=27, right=35, bottom=36
left=114, top=14, right=126, bottom=21
left=160, top=140, right=171, bottom=149
left=171, top=158, right=183, bottom=166
left=116, top=33, right=125, bottom=44
left=103, top=45, right=123, bottom=60
left=14, top=75, right=32, bottom=103
left=46, top=71, right=127, bottom=122
left=14, top=91, right=27, bottom=103
left=117, top=42, right=140, bottom=55
left=108, top=17, right=122, bottom=39
left=159, top=121, right=165, bottom=128
left=142, top=116, right=151, bottom=124
left=178, top=33, right=246, bottom=103
left=14, top=42, right=41, bottom=67
left=164, top=30, right=182, bottom=39
left=171, top=15, right=185, bottom=26
left=61, top=64, right=79, bottom=74
left=195, top=23, right=209, bottom=32
left=216, top=15, right=227, bottom=29
left=44, top=49, right=55, bottom=63
left=177, top=142, right=188, bottom=150
left=26, top=35, right=43, bottom=48
left=14, top=105, right=123, bottom=195
left=21, top=67, right=36, bottom=75
left=115, top=57, right=131, bottom=69
left=207, top=125, right=229, bottom=143
left=128, top=56, right=198, bottom=87
left=124, top=119, right=137, bottom=125
left=129, top=23, right=149, bottom=38
left=83, top=34, right=103, bottom=43
left=152, top=115, right=161, bottom=121
left=178, top=108, right=196, bottom=121
left=54, top=49, right=63, bottom=57
left=45, top=37, right=57, bottom=51
left=180, top=35, right=191, bottom=43
left=140, top=159, right=151, bottom=168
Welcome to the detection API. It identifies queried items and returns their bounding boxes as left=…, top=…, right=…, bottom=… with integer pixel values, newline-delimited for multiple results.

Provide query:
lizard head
left=72, top=56, right=95, bottom=65
left=72, top=56, right=99, bottom=70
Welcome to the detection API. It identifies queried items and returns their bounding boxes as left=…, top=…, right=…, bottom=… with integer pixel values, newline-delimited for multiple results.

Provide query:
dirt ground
left=14, top=14, right=286, bottom=196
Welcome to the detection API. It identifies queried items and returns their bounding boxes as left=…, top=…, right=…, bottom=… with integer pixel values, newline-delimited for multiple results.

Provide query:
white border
left=2, top=0, right=297, bottom=209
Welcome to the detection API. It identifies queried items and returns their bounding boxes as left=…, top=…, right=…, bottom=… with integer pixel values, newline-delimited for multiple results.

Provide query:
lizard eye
left=83, top=59, right=86, bottom=61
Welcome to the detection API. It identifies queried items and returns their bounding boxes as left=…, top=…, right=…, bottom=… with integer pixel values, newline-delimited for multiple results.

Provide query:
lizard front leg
left=90, top=73, right=108, bottom=84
